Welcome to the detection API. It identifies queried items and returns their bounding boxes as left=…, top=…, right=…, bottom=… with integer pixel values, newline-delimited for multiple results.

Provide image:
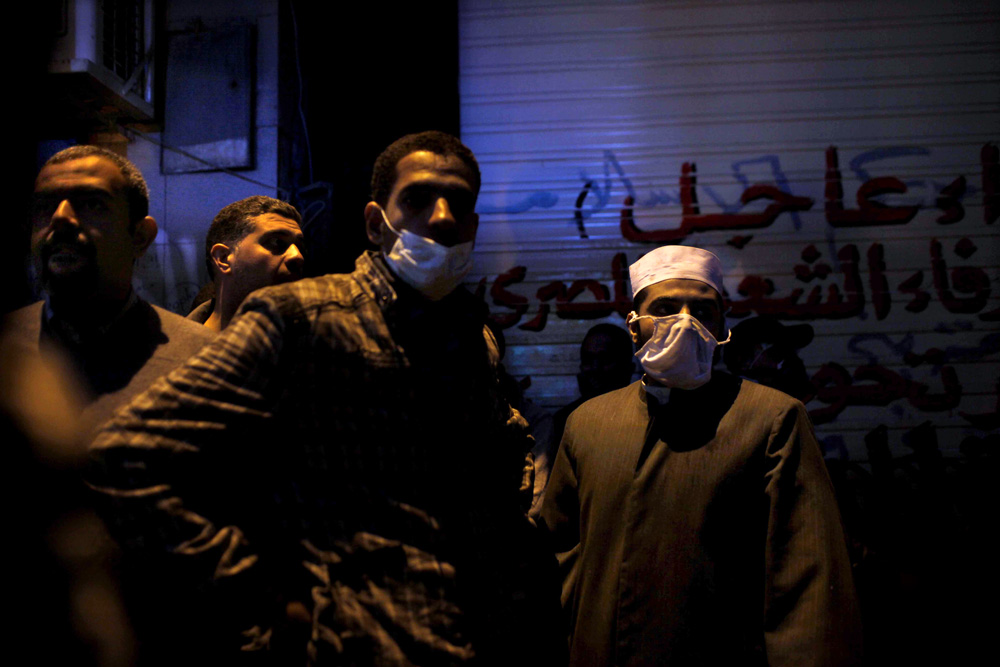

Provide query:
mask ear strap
left=379, top=207, right=403, bottom=237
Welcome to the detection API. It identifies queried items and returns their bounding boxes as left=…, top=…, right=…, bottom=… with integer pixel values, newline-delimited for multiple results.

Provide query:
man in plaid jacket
left=90, top=132, right=561, bottom=666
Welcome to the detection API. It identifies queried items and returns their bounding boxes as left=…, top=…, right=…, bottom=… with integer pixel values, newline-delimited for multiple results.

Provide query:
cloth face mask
left=627, top=311, right=730, bottom=390
left=380, top=208, right=474, bottom=300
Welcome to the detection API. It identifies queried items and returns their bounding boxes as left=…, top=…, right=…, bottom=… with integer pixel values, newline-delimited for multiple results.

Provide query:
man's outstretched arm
left=89, top=297, right=292, bottom=650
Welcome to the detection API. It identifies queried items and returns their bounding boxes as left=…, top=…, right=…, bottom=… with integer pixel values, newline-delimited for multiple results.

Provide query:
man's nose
left=428, top=197, right=456, bottom=227
left=49, top=200, right=79, bottom=231
left=284, top=244, right=305, bottom=275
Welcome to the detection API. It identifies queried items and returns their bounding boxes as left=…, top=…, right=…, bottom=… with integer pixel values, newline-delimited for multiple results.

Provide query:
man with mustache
left=188, top=196, right=306, bottom=332
left=5, top=145, right=213, bottom=432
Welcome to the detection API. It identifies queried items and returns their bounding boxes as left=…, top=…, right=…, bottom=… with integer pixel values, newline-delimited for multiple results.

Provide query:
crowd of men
left=4, top=132, right=862, bottom=666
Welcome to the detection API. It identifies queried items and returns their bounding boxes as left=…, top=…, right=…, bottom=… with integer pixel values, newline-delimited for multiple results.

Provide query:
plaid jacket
left=90, top=252, right=559, bottom=666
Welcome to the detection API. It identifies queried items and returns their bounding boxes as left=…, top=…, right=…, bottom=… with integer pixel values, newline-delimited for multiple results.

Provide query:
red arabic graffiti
left=895, top=237, right=997, bottom=320
left=935, top=175, right=966, bottom=225
left=485, top=238, right=995, bottom=331
left=729, top=244, right=865, bottom=320
left=808, top=361, right=962, bottom=425
left=824, top=146, right=920, bottom=227
left=487, top=253, right=632, bottom=332
left=612, top=144, right=990, bottom=245
left=620, top=162, right=814, bottom=243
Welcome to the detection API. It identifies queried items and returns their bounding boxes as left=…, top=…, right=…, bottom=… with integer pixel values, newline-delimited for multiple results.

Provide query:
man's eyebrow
left=649, top=295, right=718, bottom=309
left=400, top=182, right=472, bottom=195
left=651, top=295, right=715, bottom=303
left=260, top=229, right=305, bottom=243
left=34, top=186, right=113, bottom=198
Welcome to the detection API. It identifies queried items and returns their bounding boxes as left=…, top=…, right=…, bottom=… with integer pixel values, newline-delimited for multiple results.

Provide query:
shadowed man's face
left=31, top=156, right=152, bottom=305
left=630, top=278, right=724, bottom=347
left=223, top=213, right=306, bottom=300
left=366, top=150, right=479, bottom=251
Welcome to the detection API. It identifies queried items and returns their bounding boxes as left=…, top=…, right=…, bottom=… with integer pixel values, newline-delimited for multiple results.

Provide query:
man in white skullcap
left=540, top=245, right=862, bottom=666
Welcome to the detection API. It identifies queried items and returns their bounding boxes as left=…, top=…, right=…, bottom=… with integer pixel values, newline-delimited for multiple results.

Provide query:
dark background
left=10, top=0, right=461, bottom=311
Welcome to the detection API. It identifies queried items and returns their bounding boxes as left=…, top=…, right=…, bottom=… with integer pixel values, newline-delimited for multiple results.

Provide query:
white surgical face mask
left=380, top=208, right=474, bottom=300
left=626, top=311, right=730, bottom=390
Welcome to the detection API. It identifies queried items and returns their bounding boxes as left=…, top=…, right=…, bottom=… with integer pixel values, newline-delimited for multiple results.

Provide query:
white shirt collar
left=641, top=377, right=672, bottom=406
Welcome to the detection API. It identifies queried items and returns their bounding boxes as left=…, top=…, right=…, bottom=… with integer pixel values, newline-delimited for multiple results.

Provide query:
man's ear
left=131, top=216, right=158, bottom=258
left=627, top=314, right=641, bottom=345
left=210, top=243, right=234, bottom=275
left=364, top=202, right=385, bottom=246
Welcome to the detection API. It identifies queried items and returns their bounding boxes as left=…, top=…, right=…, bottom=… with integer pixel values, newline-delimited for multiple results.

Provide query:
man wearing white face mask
left=363, top=136, right=479, bottom=300
left=90, top=131, right=562, bottom=664
left=540, top=246, right=862, bottom=666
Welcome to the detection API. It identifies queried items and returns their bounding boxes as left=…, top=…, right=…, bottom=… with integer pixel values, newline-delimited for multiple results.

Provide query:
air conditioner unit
left=47, top=0, right=156, bottom=125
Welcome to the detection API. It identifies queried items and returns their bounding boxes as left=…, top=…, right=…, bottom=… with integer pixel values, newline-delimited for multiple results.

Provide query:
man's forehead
left=250, top=212, right=302, bottom=235
left=644, top=278, right=720, bottom=301
left=35, top=156, right=125, bottom=193
left=392, top=151, right=474, bottom=191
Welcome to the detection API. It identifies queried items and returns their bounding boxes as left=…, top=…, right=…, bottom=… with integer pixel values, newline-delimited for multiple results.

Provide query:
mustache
left=40, top=232, right=95, bottom=261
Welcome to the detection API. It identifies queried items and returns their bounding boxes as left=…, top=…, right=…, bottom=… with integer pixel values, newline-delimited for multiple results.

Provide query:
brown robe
left=541, top=373, right=862, bottom=666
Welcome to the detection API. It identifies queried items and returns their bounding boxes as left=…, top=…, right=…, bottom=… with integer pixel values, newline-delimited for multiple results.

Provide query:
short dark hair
left=582, top=323, right=633, bottom=360
left=204, top=195, right=302, bottom=279
left=370, top=131, right=481, bottom=206
left=42, top=145, right=149, bottom=227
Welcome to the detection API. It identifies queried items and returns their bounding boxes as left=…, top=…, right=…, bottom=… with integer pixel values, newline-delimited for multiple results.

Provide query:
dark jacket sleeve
left=88, top=297, right=291, bottom=650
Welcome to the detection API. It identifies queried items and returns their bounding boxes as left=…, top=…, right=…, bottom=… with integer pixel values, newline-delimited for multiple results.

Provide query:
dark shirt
left=3, top=294, right=213, bottom=432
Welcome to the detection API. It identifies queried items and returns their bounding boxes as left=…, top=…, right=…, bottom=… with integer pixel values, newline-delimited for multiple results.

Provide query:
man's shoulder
left=147, top=302, right=216, bottom=354
left=185, top=299, right=213, bottom=324
left=235, top=273, right=392, bottom=354
left=4, top=301, right=44, bottom=323
left=150, top=302, right=214, bottom=334
left=731, top=374, right=806, bottom=413
left=2, top=301, right=44, bottom=347
left=567, top=381, right=642, bottom=425
left=703, top=375, right=815, bottom=450
left=558, top=383, right=648, bottom=465
left=244, top=273, right=368, bottom=318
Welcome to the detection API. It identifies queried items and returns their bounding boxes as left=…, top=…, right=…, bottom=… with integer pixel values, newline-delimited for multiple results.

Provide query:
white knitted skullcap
left=629, top=246, right=724, bottom=299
